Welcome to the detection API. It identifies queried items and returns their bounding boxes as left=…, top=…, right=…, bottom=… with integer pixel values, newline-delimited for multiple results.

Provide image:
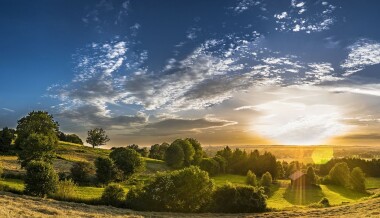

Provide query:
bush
left=25, top=161, right=59, bottom=197
left=110, top=147, right=145, bottom=179
left=165, top=143, right=185, bottom=168
left=52, top=179, right=77, bottom=200
left=306, top=166, right=317, bottom=185
left=329, top=162, right=351, bottom=187
left=213, top=155, right=227, bottom=173
left=212, top=184, right=267, bottom=213
left=95, top=157, right=118, bottom=184
left=126, top=166, right=214, bottom=212
left=148, top=143, right=169, bottom=160
left=246, top=170, right=258, bottom=186
left=199, top=158, right=220, bottom=176
left=70, top=161, right=95, bottom=185
left=319, top=197, right=330, bottom=207
left=261, top=171, right=272, bottom=187
left=101, top=184, right=126, bottom=207
left=350, top=167, right=366, bottom=192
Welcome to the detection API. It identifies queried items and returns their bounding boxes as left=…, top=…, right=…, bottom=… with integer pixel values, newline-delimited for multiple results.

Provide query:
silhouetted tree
left=86, top=128, right=109, bottom=148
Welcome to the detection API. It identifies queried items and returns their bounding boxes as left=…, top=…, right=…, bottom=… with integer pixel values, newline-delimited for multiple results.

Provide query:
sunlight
left=252, top=102, right=349, bottom=145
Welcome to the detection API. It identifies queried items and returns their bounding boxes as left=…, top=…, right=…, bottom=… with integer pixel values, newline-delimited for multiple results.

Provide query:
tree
left=0, top=127, right=16, bottom=151
left=212, top=184, right=267, bottom=213
left=101, top=184, right=126, bottom=207
left=86, top=128, right=110, bottom=148
left=276, top=161, right=285, bottom=179
left=246, top=170, right=258, bottom=186
left=95, top=157, right=119, bottom=184
left=16, top=111, right=59, bottom=167
left=199, top=158, right=220, bottom=176
left=24, top=161, right=58, bottom=197
left=306, top=166, right=317, bottom=185
left=149, top=143, right=169, bottom=160
left=110, top=147, right=145, bottom=178
left=65, top=134, right=83, bottom=145
left=70, top=161, right=95, bottom=185
left=213, top=155, right=227, bottom=174
left=127, top=144, right=148, bottom=157
left=350, top=167, right=366, bottom=192
left=165, top=143, right=185, bottom=168
left=261, top=171, right=272, bottom=187
left=126, top=166, right=214, bottom=212
left=328, top=162, right=351, bottom=187
left=172, top=139, right=195, bottom=167
left=186, top=138, right=203, bottom=165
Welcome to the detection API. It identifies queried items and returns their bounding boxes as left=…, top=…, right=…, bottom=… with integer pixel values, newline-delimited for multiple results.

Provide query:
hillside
left=1, top=191, right=380, bottom=218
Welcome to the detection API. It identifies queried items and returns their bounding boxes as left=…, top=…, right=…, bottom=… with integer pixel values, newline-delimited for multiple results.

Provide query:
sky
left=1, top=0, right=380, bottom=147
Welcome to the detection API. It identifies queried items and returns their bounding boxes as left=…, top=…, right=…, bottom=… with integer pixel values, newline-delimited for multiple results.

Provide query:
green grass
left=366, top=177, right=380, bottom=189
left=0, top=178, right=24, bottom=192
left=211, top=174, right=247, bottom=187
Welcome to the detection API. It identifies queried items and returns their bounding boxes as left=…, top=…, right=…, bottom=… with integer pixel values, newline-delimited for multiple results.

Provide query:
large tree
left=110, top=147, right=145, bottom=178
left=16, top=111, right=59, bottom=167
left=86, top=128, right=110, bottom=148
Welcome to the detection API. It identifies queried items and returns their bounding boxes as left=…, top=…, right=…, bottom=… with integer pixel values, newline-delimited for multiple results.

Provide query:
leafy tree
left=0, top=127, right=16, bottom=151
left=173, top=139, right=195, bottom=166
left=24, top=161, right=58, bottom=197
left=95, top=157, right=118, bottom=184
left=306, top=166, right=317, bottom=185
left=246, top=170, right=258, bottom=186
left=110, top=147, right=145, bottom=178
left=328, top=162, right=351, bottom=187
left=276, top=161, right=285, bottom=179
left=186, top=138, right=203, bottom=165
left=70, top=161, right=95, bottom=185
left=65, top=134, right=83, bottom=145
left=148, top=142, right=169, bottom=160
left=127, top=144, right=148, bottom=157
left=350, top=167, right=366, bottom=192
left=101, top=183, right=125, bottom=207
left=86, top=128, right=110, bottom=148
left=213, top=155, right=227, bottom=174
left=199, top=158, right=220, bottom=176
left=261, top=171, right=272, bottom=187
left=16, top=111, right=59, bottom=167
left=212, top=184, right=267, bottom=213
left=126, top=166, right=214, bottom=212
left=165, top=143, right=185, bottom=168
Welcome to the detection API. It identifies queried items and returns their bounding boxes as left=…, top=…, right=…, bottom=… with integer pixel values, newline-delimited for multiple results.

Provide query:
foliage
left=16, top=111, right=59, bottom=167
left=148, top=142, right=168, bottom=160
left=101, top=183, right=126, bottom=207
left=328, top=162, right=351, bottom=187
left=70, top=161, right=95, bottom=185
left=261, top=171, right=273, bottom=187
left=320, top=157, right=380, bottom=177
left=126, top=166, right=214, bottom=212
left=86, top=128, right=110, bottom=148
left=24, top=161, right=59, bottom=197
left=319, top=197, right=330, bottom=207
left=58, top=131, right=83, bottom=145
left=246, top=170, right=258, bottom=186
left=110, top=147, right=145, bottom=178
left=94, top=157, right=118, bottom=184
left=186, top=138, right=203, bottom=165
left=199, top=158, right=220, bottom=176
left=306, top=166, right=317, bottom=185
left=127, top=144, right=148, bottom=157
left=0, top=127, right=16, bottom=152
left=276, top=161, right=285, bottom=179
left=350, top=167, right=366, bottom=193
left=53, top=179, right=77, bottom=200
left=165, top=142, right=184, bottom=168
left=211, top=184, right=267, bottom=213
left=213, top=155, right=227, bottom=174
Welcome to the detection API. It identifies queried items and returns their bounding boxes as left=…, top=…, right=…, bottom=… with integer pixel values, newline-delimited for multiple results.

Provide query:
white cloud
left=1, top=108, right=15, bottom=113
left=341, top=39, right=380, bottom=76
left=231, top=0, right=263, bottom=14
left=274, top=12, right=287, bottom=19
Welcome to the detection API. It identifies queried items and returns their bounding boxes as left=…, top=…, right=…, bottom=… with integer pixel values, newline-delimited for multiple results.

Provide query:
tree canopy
left=86, top=128, right=110, bottom=148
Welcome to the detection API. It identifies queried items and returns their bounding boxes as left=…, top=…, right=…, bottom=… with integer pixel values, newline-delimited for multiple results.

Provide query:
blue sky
left=1, top=0, right=380, bottom=146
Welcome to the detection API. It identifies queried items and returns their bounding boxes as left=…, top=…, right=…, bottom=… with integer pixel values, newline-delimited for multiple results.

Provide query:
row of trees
left=320, top=157, right=380, bottom=177
left=323, top=162, right=366, bottom=192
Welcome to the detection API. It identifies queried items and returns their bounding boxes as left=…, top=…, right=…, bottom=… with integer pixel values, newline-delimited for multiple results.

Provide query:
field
left=1, top=142, right=380, bottom=217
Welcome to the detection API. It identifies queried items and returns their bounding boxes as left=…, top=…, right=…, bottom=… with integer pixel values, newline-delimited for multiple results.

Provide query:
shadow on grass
left=323, top=184, right=369, bottom=200
left=284, top=184, right=324, bottom=205
left=268, top=183, right=280, bottom=198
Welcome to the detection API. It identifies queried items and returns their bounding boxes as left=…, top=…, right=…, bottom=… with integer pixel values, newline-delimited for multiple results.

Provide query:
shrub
left=165, top=143, right=185, bottom=168
left=53, top=179, right=77, bottom=200
left=149, top=143, right=169, bottom=160
left=25, top=161, right=58, bottom=197
left=95, top=157, right=118, bottom=184
left=319, top=197, right=330, bottom=207
left=110, top=147, right=145, bottom=178
left=126, top=166, right=214, bottom=212
left=212, top=184, right=267, bottom=213
left=70, top=161, right=95, bottom=185
left=329, top=162, right=350, bottom=187
left=306, top=166, right=317, bottom=185
left=101, top=184, right=126, bottom=207
left=261, top=171, right=272, bottom=187
left=350, top=167, right=366, bottom=192
left=246, top=170, right=258, bottom=186
left=199, top=158, right=220, bottom=176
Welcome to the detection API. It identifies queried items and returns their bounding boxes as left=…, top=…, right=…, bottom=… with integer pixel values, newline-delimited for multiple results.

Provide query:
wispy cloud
left=1, top=108, right=15, bottom=113
left=341, top=39, right=380, bottom=76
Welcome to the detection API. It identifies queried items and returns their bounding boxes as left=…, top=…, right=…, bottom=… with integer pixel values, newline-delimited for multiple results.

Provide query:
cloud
left=341, top=39, right=380, bottom=76
left=274, top=1, right=337, bottom=33
left=230, top=0, right=264, bottom=14
left=1, top=108, right=15, bottom=113
left=329, top=84, right=380, bottom=97
left=336, top=133, right=380, bottom=140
